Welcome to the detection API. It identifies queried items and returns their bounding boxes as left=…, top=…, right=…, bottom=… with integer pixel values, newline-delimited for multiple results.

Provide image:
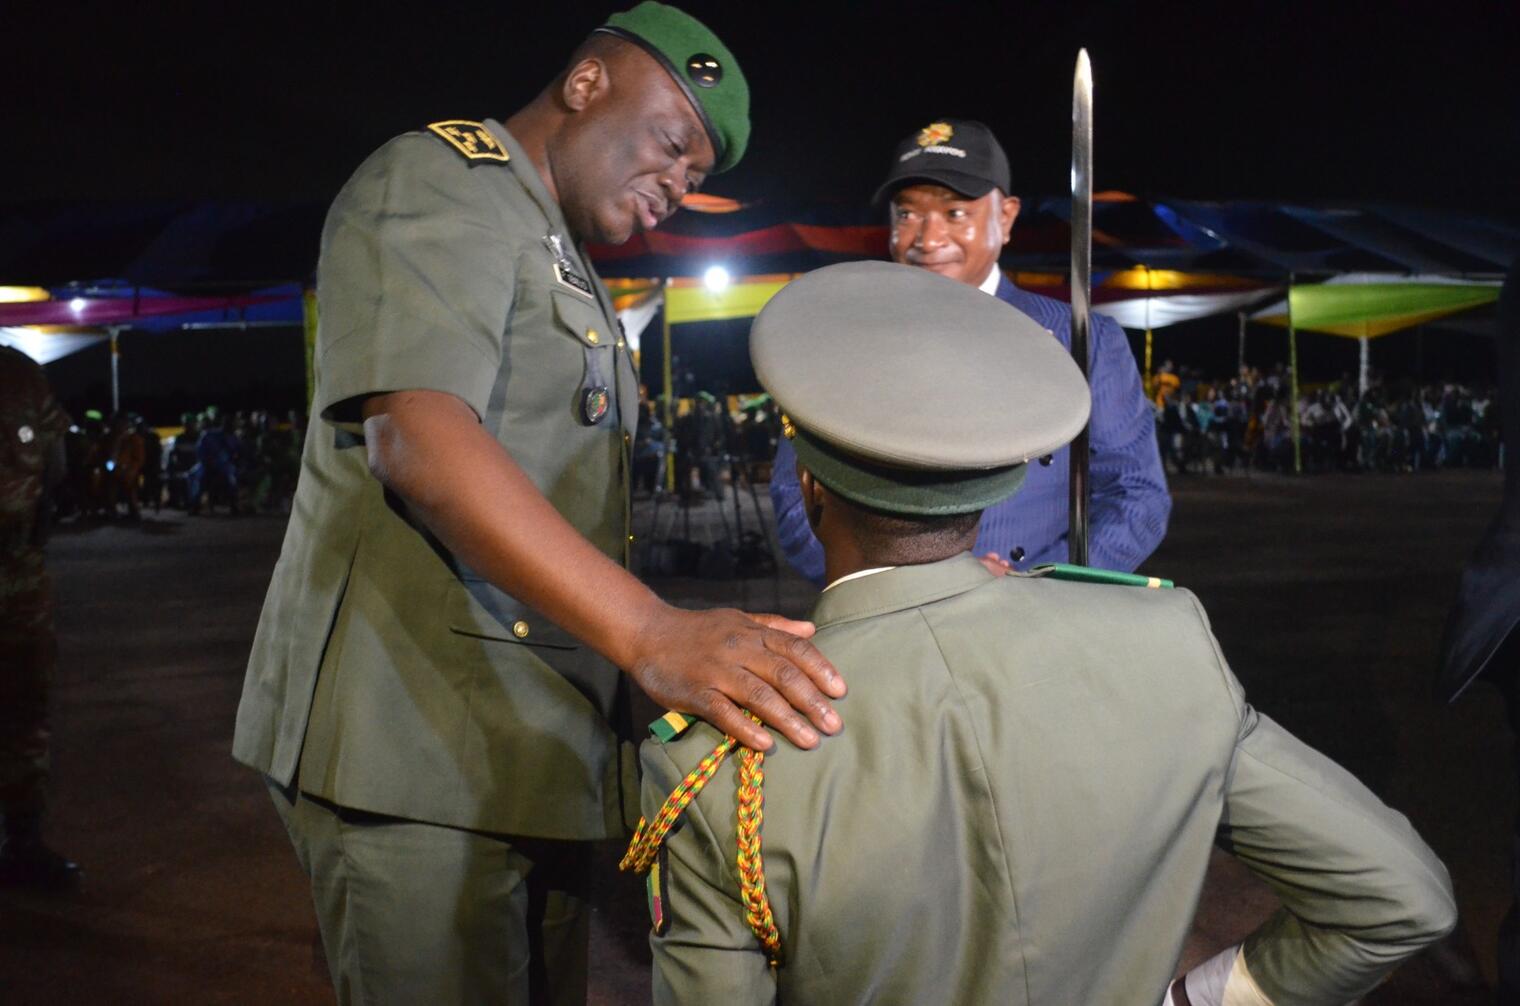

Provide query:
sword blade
left=1068, top=48, right=1094, bottom=567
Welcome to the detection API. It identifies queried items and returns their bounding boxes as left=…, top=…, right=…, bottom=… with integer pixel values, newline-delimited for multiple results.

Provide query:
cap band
left=792, top=426, right=1028, bottom=516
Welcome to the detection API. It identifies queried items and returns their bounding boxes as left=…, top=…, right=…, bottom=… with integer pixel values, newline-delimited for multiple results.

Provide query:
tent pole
left=1287, top=273, right=1302, bottom=474
left=109, top=327, right=121, bottom=415
left=1358, top=337, right=1370, bottom=397
left=1237, top=311, right=1246, bottom=373
left=662, top=279, right=675, bottom=493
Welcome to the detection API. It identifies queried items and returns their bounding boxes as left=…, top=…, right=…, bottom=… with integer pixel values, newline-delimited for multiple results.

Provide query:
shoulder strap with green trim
left=1029, top=562, right=1174, bottom=589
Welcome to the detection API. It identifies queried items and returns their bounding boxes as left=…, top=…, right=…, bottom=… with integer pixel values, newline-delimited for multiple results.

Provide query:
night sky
left=6, top=1, right=1518, bottom=414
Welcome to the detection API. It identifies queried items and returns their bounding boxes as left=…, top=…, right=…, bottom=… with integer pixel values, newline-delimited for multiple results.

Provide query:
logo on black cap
left=917, top=122, right=953, bottom=147
left=686, top=54, right=722, bottom=88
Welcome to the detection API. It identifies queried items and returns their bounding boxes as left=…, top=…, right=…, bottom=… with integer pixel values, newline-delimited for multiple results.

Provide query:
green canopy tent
left=1251, top=274, right=1501, bottom=471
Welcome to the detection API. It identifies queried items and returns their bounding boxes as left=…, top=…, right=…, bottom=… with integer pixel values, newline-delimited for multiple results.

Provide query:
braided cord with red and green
left=621, top=720, right=781, bottom=965
left=736, top=744, right=780, bottom=963
left=621, top=733, right=737, bottom=873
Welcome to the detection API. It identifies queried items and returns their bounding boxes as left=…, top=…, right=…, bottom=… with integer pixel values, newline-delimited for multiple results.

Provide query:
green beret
left=596, top=2, right=750, bottom=173
left=751, top=262, right=1091, bottom=516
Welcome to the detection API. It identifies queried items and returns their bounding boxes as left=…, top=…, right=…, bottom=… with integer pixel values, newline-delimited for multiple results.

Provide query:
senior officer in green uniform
left=630, top=261, right=1455, bottom=1006
left=232, top=5, right=847, bottom=1003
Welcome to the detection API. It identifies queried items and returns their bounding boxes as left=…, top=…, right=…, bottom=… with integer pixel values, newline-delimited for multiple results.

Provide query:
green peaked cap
left=752, top=261, right=1092, bottom=516
left=595, top=2, right=750, bottom=173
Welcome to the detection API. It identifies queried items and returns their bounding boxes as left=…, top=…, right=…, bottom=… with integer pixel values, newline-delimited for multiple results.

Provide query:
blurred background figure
left=103, top=412, right=144, bottom=521
left=632, top=399, right=666, bottom=498
left=165, top=412, right=201, bottom=511
left=253, top=410, right=302, bottom=514
left=134, top=415, right=165, bottom=513
left=0, top=346, right=80, bottom=891
left=193, top=409, right=241, bottom=515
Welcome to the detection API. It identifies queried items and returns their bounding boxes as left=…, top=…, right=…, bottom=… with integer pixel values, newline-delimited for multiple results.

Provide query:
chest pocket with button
left=550, top=290, right=619, bottom=427
left=549, top=290, right=638, bottom=432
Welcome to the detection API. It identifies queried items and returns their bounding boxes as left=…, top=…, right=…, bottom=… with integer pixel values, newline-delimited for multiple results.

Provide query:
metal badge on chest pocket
left=549, top=291, right=615, bottom=426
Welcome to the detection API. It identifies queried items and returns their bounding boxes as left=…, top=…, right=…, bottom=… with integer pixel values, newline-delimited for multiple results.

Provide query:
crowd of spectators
left=632, top=391, right=784, bottom=503
left=54, top=407, right=305, bottom=521
left=1150, top=361, right=1502, bottom=476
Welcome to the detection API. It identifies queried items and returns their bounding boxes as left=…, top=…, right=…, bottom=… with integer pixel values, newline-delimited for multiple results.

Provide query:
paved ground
left=0, top=470, right=1509, bottom=1004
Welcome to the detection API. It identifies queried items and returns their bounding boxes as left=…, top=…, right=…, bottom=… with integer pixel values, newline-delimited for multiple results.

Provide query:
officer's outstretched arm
left=361, top=388, right=845, bottom=751
left=1214, top=707, right=1456, bottom=1005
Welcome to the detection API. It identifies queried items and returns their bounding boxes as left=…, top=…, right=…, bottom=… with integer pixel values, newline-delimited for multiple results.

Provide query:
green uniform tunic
left=0, top=346, right=69, bottom=822
left=641, top=555, right=1455, bottom=1005
left=233, top=120, right=641, bottom=840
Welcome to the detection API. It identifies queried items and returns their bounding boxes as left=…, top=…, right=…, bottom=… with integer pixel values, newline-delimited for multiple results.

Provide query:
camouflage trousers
left=0, top=559, right=54, bottom=823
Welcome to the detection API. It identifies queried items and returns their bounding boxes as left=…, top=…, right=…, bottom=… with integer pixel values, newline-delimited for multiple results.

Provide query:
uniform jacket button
left=512, top=620, right=530, bottom=638
left=586, top=329, right=600, bottom=345
left=1010, top=546, right=1026, bottom=562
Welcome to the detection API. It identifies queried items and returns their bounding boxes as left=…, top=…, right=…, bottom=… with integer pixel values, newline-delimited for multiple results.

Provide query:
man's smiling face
left=550, top=41, right=714, bottom=245
left=888, top=183, right=1020, bottom=287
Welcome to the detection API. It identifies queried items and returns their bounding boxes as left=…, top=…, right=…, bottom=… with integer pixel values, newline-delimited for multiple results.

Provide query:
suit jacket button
left=512, top=620, right=530, bottom=638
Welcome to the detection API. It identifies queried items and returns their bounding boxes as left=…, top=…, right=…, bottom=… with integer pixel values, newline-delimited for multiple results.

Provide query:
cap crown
left=752, top=261, right=1090, bottom=472
left=873, top=118, right=1012, bottom=205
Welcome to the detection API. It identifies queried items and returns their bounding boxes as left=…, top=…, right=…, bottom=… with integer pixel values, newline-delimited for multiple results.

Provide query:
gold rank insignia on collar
left=426, top=120, right=510, bottom=163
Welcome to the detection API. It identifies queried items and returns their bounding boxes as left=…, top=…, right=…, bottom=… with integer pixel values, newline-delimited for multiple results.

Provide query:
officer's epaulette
left=426, top=120, right=510, bottom=164
left=1028, top=562, right=1174, bottom=589
left=649, top=710, right=696, bottom=743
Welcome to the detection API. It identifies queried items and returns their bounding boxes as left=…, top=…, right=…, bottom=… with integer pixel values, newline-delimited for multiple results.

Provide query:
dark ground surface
left=0, top=470, right=1510, bottom=1004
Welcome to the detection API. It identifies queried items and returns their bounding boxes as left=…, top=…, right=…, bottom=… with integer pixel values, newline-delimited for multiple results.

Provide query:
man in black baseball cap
left=771, top=118, right=1171, bottom=590
left=871, top=118, right=1012, bottom=205
left=872, top=118, right=1017, bottom=287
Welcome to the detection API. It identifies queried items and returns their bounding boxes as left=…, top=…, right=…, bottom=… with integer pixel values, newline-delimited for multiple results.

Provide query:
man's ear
left=798, top=465, right=826, bottom=531
left=561, top=57, right=609, bottom=113
left=998, top=193, right=1021, bottom=246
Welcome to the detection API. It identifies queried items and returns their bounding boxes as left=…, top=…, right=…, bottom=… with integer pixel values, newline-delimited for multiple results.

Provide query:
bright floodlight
left=69, top=297, right=86, bottom=312
left=703, top=265, right=731, bottom=292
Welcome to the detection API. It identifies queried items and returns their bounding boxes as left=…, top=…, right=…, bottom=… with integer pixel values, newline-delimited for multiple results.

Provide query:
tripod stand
left=636, top=405, right=784, bottom=607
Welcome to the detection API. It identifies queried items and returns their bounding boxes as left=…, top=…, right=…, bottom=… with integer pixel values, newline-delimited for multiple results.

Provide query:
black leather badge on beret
left=686, top=53, right=722, bottom=87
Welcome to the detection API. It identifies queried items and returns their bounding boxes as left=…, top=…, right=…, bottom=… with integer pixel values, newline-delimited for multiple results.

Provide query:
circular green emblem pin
left=582, top=386, right=611, bottom=425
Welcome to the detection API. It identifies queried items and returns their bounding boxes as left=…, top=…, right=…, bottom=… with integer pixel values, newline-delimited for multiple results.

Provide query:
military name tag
left=545, top=233, right=595, bottom=298
left=554, top=260, right=595, bottom=298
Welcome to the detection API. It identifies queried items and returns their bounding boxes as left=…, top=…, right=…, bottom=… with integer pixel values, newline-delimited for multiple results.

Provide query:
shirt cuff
left=1176, top=944, right=1275, bottom=1006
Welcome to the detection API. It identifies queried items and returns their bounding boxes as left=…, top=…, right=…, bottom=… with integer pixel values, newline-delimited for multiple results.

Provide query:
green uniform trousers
left=0, top=574, right=54, bottom=824
left=267, top=779, right=590, bottom=1006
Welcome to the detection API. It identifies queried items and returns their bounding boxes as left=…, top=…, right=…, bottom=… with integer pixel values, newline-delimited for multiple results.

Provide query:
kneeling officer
left=626, top=260, right=1455, bottom=1006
